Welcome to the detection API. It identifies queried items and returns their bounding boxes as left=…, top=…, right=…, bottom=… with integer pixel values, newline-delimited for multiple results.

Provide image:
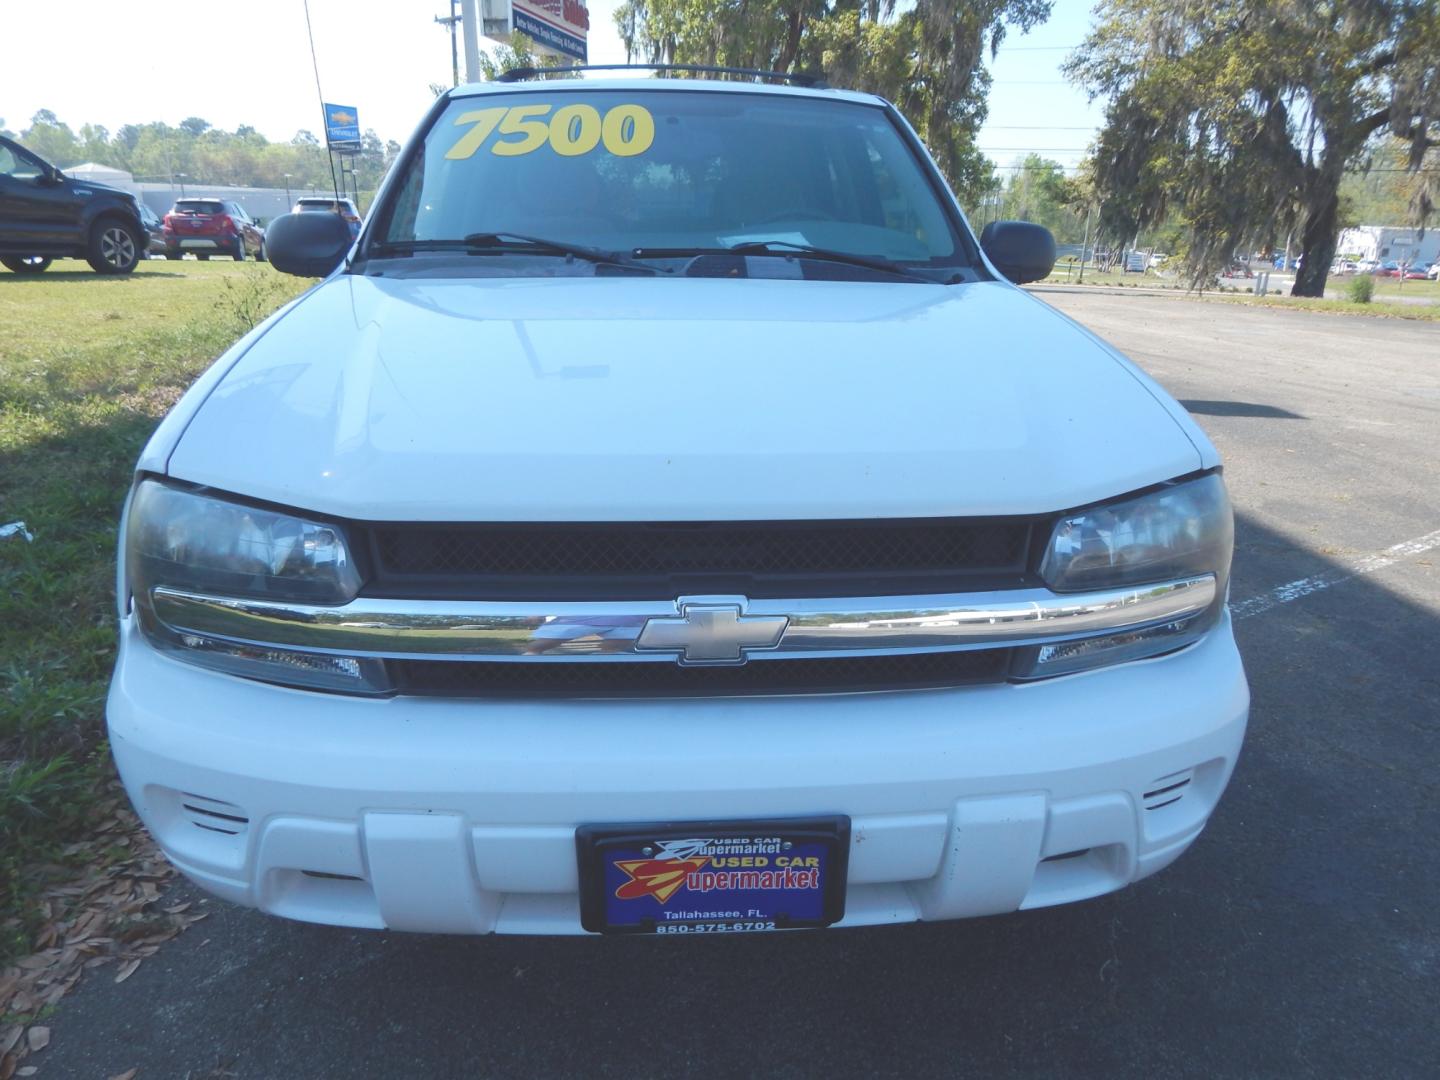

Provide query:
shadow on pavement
left=1179, top=399, right=1307, bottom=420
left=32, top=510, right=1440, bottom=1079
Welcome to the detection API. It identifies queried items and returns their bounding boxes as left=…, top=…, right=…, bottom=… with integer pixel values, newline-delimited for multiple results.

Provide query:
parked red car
left=162, top=198, right=265, bottom=261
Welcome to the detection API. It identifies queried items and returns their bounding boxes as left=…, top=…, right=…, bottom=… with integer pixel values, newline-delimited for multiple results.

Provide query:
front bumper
left=107, top=613, right=1248, bottom=935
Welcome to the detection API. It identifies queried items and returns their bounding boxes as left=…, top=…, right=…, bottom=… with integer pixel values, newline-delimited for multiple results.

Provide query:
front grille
left=366, top=519, right=1036, bottom=599
left=390, top=649, right=1012, bottom=698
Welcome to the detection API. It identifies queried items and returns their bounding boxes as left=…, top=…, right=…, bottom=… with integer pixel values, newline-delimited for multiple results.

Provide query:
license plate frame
left=577, top=816, right=850, bottom=935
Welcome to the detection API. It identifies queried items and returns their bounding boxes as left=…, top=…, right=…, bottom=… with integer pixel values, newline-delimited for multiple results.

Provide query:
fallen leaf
left=16, top=1066, right=38, bottom=1076
left=162, top=902, right=192, bottom=915
left=0, top=1028, right=21, bottom=1056
left=1, top=1051, right=16, bottom=1080
left=24, top=1027, right=48, bottom=1053
left=114, top=959, right=142, bottom=984
left=109, top=1070, right=139, bottom=1080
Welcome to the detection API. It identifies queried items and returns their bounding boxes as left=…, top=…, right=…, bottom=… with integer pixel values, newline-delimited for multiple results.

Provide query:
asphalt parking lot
left=36, top=290, right=1440, bottom=1079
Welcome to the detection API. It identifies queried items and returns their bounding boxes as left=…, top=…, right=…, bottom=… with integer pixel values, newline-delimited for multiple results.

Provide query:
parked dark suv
left=161, top=199, right=265, bottom=261
left=0, top=135, right=148, bottom=274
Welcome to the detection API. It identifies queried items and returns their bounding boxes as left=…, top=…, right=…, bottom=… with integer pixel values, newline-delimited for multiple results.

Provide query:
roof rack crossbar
left=495, top=63, right=827, bottom=88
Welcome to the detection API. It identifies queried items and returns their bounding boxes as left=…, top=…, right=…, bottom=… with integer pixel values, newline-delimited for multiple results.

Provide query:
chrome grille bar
left=151, top=576, right=1216, bottom=662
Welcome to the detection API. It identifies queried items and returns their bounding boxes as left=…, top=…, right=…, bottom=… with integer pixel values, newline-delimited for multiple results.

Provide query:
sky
left=3, top=0, right=1104, bottom=171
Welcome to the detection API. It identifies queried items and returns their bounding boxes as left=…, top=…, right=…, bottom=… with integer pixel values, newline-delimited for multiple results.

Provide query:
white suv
left=109, top=73, right=1247, bottom=937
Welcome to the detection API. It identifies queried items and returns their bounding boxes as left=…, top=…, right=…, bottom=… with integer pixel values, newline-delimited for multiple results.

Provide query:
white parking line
left=1232, top=528, right=1440, bottom=621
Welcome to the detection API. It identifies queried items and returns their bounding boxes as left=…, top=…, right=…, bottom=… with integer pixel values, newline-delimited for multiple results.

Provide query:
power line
left=302, top=0, right=342, bottom=206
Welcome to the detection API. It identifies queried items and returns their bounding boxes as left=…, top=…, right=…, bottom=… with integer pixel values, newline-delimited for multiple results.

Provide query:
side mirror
left=264, top=211, right=352, bottom=277
left=980, top=221, right=1057, bottom=285
left=38, top=167, right=63, bottom=187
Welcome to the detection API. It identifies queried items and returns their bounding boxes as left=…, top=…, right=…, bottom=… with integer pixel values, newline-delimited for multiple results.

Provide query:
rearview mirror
left=980, top=221, right=1057, bottom=285
left=265, top=211, right=352, bottom=277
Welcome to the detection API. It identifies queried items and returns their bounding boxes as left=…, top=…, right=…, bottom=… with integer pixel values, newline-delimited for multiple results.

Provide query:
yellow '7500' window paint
left=445, top=103, right=655, bottom=160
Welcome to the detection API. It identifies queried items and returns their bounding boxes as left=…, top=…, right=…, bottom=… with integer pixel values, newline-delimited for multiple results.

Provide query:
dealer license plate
left=577, top=817, right=849, bottom=935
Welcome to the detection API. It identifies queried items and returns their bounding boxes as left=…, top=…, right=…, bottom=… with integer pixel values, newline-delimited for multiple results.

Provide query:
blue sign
left=323, top=103, right=361, bottom=150
left=512, top=7, right=587, bottom=63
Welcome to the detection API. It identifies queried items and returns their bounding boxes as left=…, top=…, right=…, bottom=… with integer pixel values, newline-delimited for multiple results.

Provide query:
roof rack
left=494, top=63, right=827, bottom=89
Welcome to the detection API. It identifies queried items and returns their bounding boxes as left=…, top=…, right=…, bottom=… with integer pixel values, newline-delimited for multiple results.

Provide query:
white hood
left=164, top=276, right=1207, bottom=521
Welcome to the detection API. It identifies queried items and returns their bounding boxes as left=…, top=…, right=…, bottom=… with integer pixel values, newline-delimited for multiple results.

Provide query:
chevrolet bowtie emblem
left=636, top=599, right=788, bottom=665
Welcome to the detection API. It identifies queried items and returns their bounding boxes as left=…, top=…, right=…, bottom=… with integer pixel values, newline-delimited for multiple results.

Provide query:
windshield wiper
left=631, top=241, right=938, bottom=283
left=372, top=233, right=656, bottom=273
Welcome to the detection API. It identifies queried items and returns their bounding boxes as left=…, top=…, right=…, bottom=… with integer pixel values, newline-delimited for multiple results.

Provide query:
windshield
left=175, top=200, right=223, bottom=215
left=374, top=89, right=973, bottom=275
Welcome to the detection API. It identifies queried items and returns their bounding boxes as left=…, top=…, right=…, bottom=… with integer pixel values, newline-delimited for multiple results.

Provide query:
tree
left=477, top=32, right=580, bottom=80
left=1067, top=0, right=1440, bottom=296
left=1340, top=141, right=1427, bottom=229
left=77, top=123, right=111, bottom=164
left=614, top=0, right=1052, bottom=205
left=21, top=110, right=80, bottom=165
left=996, top=154, right=1086, bottom=240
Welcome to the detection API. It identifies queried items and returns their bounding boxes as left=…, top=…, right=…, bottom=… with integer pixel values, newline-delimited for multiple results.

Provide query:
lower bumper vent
left=1142, top=770, right=1194, bottom=811
left=392, top=649, right=1013, bottom=698
left=179, top=793, right=250, bottom=836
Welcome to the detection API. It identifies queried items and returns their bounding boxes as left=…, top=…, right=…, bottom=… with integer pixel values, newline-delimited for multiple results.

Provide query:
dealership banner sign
left=484, top=0, right=588, bottom=63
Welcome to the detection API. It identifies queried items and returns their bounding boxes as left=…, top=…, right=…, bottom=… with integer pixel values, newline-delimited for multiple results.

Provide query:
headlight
left=1015, top=473, right=1233, bottom=678
left=1039, top=473, right=1232, bottom=592
left=126, top=479, right=387, bottom=692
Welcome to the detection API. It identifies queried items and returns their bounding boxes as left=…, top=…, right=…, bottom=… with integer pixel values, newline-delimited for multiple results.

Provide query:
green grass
left=0, top=259, right=308, bottom=961
left=1043, top=265, right=1183, bottom=289
left=1362, top=276, right=1439, bottom=301
left=1198, top=292, right=1440, bottom=321
left=1041, top=263, right=1439, bottom=320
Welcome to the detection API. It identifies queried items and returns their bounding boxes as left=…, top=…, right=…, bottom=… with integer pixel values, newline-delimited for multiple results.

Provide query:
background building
left=1336, top=225, right=1440, bottom=266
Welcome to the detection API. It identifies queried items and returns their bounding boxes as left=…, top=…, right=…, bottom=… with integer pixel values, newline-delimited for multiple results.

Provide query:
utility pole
left=435, top=0, right=460, bottom=87
left=1078, top=204, right=1093, bottom=284
left=460, top=0, right=481, bottom=84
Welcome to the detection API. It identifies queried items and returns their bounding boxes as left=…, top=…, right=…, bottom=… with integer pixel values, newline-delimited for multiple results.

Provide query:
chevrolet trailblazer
left=108, top=69, right=1248, bottom=937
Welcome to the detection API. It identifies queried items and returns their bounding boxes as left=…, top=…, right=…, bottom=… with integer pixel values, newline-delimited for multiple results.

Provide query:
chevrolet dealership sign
left=482, top=0, right=588, bottom=63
